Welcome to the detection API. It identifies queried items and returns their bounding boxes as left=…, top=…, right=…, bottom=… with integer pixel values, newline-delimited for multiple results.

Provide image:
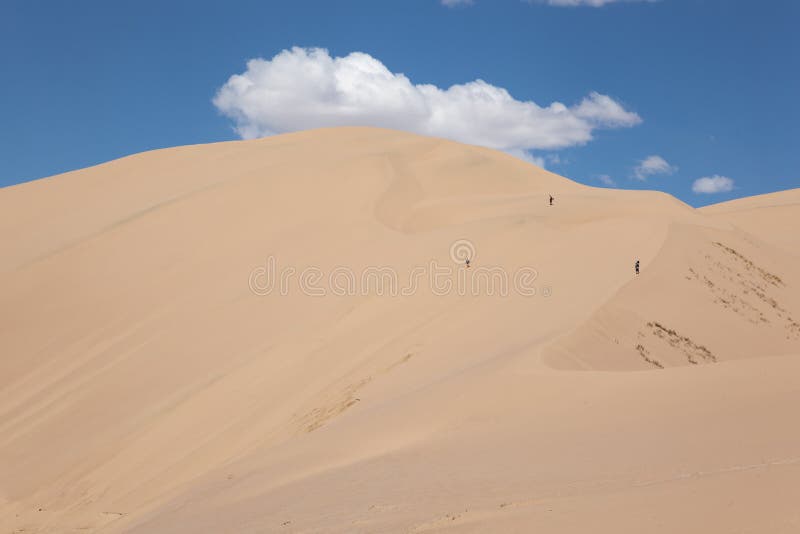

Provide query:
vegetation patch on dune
left=645, top=321, right=716, bottom=365
left=713, top=242, right=785, bottom=287
left=293, top=352, right=415, bottom=433
left=635, top=343, right=664, bottom=369
left=687, top=241, right=799, bottom=339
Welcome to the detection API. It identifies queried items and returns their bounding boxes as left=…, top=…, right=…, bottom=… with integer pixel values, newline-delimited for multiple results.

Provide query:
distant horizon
left=2, top=125, right=796, bottom=209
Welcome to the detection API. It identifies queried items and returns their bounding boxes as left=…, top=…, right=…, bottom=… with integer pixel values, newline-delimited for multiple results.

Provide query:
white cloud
left=449, top=0, right=656, bottom=7
left=634, top=155, right=676, bottom=180
left=537, top=0, right=656, bottom=6
left=214, top=47, right=642, bottom=159
left=692, top=175, right=734, bottom=194
left=546, top=153, right=562, bottom=166
left=597, top=174, right=617, bottom=186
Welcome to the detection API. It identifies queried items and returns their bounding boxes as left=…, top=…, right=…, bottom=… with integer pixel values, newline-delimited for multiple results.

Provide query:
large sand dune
left=1, top=127, right=798, bottom=532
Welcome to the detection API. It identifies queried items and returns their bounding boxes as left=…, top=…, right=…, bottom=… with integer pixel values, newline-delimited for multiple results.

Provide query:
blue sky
left=1, top=0, right=797, bottom=205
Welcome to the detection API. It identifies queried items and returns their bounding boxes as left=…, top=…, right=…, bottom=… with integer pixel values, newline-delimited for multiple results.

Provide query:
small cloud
left=597, top=174, right=617, bottom=187
left=574, top=92, right=641, bottom=128
left=634, top=155, right=676, bottom=181
left=441, top=0, right=474, bottom=6
left=533, top=0, right=657, bottom=6
left=692, top=175, right=734, bottom=194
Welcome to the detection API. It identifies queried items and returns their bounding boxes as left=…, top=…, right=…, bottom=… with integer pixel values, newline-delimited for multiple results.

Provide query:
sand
left=1, top=127, right=798, bottom=533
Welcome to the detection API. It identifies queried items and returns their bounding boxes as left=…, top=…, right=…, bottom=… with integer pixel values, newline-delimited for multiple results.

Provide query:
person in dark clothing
left=549, top=195, right=554, bottom=206
left=635, top=260, right=640, bottom=275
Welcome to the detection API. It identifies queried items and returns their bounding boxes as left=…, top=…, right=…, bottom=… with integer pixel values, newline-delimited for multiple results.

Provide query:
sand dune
left=699, top=188, right=800, bottom=256
left=1, top=127, right=798, bottom=533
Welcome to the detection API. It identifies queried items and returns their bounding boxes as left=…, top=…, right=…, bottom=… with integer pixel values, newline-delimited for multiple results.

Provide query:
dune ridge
left=1, top=127, right=798, bottom=533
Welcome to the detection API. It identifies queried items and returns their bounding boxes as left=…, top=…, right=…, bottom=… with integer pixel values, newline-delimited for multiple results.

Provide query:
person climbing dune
left=635, top=259, right=640, bottom=275
left=549, top=195, right=554, bottom=206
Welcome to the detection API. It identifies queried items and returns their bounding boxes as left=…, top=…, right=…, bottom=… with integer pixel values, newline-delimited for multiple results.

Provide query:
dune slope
left=1, top=128, right=799, bottom=533
left=699, top=188, right=800, bottom=256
